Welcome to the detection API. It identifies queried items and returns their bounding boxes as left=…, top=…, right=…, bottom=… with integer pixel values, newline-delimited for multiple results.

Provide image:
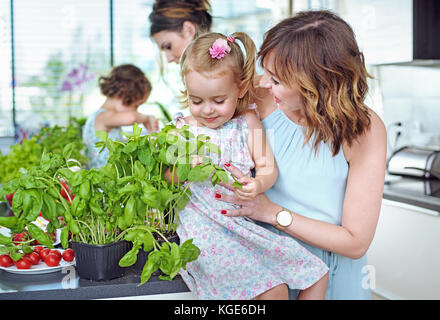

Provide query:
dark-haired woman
left=217, top=10, right=387, bottom=300
left=82, top=64, right=158, bottom=168
left=149, top=0, right=212, bottom=63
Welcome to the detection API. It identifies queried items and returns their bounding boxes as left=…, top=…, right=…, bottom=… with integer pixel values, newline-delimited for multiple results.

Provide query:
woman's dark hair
left=149, top=0, right=212, bottom=36
left=258, top=10, right=372, bottom=156
left=99, top=64, right=152, bottom=106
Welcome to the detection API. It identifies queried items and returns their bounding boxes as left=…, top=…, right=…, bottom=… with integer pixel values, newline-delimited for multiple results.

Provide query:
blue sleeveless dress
left=82, top=108, right=124, bottom=169
left=261, top=107, right=371, bottom=300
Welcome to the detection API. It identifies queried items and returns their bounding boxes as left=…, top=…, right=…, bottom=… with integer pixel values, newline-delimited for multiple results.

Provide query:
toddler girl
left=83, top=64, right=159, bottom=168
left=167, top=32, right=329, bottom=300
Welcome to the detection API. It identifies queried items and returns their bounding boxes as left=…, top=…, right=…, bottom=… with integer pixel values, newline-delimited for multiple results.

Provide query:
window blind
left=0, top=1, right=13, bottom=137
left=13, top=0, right=111, bottom=130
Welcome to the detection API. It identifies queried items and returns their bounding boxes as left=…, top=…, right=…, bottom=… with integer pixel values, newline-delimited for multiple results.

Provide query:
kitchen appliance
left=386, top=146, right=440, bottom=179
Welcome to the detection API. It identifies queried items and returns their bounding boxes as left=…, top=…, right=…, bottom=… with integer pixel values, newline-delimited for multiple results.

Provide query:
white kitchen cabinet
left=331, top=0, right=412, bottom=65
left=366, top=199, right=440, bottom=299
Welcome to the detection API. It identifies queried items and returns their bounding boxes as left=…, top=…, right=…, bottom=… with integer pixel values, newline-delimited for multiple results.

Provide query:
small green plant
left=0, top=122, right=241, bottom=285
left=0, top=119, right=87, bottom=184
left=95, top=122, right=242, bottom=284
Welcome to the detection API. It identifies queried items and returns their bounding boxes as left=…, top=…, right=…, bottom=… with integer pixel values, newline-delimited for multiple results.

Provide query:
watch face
left=277, top=210, right=292, bottom=226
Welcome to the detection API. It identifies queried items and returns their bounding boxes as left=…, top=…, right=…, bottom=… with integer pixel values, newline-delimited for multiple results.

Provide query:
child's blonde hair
left=180, top=32, right=256, bottom=117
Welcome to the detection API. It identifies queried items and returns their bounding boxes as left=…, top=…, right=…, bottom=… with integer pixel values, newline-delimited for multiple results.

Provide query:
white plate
left=0, top=249, right=75, bottom=274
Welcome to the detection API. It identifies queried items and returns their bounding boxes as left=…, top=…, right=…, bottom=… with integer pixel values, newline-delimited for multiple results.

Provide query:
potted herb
left=0, top=122, right=238, bottom=285
left=95, top=122, right=240, bottom=285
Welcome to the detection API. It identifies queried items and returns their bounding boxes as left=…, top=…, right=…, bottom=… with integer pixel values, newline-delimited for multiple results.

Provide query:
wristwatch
left=274, top=208, right=293, bottom=230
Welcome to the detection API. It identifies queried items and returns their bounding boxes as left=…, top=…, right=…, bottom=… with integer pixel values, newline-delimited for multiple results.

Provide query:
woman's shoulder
left=343, top=108, right=386, bottom=163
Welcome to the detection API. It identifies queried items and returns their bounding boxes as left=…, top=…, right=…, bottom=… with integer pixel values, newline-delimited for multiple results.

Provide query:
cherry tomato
left=62, top=249, right=75, bottom=262
left=45, top=254, right=60, bottom=267
left=50, top=250, right=62, bottom=260
left=33, top=246, right=44, bottom=254
left=5, top=192, right=14, bottom=206
left=16, top=257, right=32, bottom=269
left=28, top=252, right=41, bottom=265
left=60, top=181, right=73, bottom=200
left=0, top=255, right=13, bottom=267
left=13, top=232, right=28, bottom=245
left=39, top=248, right=51, bottom=261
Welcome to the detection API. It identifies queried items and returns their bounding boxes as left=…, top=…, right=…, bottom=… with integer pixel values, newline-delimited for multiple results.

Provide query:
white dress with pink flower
left=176, top=115, right=328, bottom=300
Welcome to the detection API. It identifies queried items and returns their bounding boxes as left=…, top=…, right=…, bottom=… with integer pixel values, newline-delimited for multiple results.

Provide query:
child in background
left=82, top=64, right=159, bottom=168
left=166, top=32, right=329, bottom=300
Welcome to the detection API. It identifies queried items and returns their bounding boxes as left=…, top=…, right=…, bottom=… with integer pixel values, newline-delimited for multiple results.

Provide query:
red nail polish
left=215, top=193, right=221, bottom=199
left=221, top=210, right=227, bottom=214
left=225, top=162, right=231, bottom=167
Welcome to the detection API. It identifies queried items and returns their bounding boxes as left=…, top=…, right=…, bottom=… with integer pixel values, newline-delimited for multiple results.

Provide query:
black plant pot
left=71, top=240, right=131, bottom=281
left=130, top=233, right=180, bottom=274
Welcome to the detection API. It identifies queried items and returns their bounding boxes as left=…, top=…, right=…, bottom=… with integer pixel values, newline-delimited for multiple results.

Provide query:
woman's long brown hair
left=258, top=10, right=372, bottom=156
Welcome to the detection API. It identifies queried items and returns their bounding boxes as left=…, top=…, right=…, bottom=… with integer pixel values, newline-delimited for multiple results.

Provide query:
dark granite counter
left=0, top=266, right=189, bottom=300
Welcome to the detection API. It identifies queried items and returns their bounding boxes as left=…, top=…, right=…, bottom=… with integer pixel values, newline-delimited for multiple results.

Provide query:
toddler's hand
left=190, top=155, right=204, bottom=169
left=144, top=115, right=159, bottom=133
left=234, top=176, right=262, bottom=200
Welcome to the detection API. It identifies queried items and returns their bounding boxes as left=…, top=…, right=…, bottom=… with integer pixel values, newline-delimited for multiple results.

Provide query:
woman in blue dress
left=216, top=10, right=387, bottom=300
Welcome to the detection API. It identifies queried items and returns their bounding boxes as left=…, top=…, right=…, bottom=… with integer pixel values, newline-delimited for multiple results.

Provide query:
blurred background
left=1, top=0, right=438, bottom=154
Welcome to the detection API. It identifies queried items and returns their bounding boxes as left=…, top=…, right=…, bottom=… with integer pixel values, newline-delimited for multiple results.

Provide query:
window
left=0, top=1, right=12, bottom=137
left=14, top=0, right=110, bottom=129
left=1, top=0, right=291, bottom=138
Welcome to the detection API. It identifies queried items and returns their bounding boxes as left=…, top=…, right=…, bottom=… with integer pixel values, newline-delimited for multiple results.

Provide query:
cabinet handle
left=382, top=199, right=440, bottom=216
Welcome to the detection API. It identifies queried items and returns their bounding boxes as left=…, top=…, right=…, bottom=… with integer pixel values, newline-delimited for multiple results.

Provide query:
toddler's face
left=185, top=69, right=242, bottom=129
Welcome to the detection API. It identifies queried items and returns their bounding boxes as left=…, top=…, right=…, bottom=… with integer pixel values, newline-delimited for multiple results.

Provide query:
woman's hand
left=216, top=164, right=279, bottom=225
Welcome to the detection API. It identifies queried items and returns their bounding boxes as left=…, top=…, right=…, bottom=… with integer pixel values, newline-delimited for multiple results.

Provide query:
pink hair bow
left=209, top=38, right=231, bottom=59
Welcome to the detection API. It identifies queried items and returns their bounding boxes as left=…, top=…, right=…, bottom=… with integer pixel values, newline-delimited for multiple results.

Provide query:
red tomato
left=0, top=255, right=13, bottom=267
left=39, top=248, right=51, bottom=261
left=28, top=252, right=40, bottom=265
left=62, top=249, right=75, bottom=262
left=16, top=257, right=32, bottom=269
left=60, top=182, right=71, bottom=199
left=50, top=250, right=62, bottom=260
left=13, top=232, right=27, bottom=245
left=33, top=246, right=44, bottom=254
left=45, top=254, right=60, bottom=267
left=5, top=192, right=15, bottom=206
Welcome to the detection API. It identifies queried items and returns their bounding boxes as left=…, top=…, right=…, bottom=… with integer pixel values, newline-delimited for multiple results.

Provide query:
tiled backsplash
left=371, top=65, right=440, bottom=152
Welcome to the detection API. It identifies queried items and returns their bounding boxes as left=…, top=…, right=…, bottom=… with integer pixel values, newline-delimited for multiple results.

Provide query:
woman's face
left=259, top=51, right=303, bottom=113
left=152, top=29, right=195, bottom=64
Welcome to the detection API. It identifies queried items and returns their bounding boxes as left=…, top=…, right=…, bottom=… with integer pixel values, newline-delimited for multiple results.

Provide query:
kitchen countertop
left=383, top=175, right=440, bottom=212
left=0, top=266, right=190, bottom=300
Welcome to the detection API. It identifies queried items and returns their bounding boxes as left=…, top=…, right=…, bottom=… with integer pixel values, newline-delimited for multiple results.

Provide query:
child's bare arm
left=96, top=110, right=158, bottom=132
left=234, top=111, right=278, bottom=200
left=163, top=155, right=202, bottom=185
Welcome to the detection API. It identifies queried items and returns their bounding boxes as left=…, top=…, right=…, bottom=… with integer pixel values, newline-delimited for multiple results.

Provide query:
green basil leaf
left=119, top=245, right=139, bottom=267
left=61, top=226, right=69, bottom=249
left=27, top=224, right=54, bottom=249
